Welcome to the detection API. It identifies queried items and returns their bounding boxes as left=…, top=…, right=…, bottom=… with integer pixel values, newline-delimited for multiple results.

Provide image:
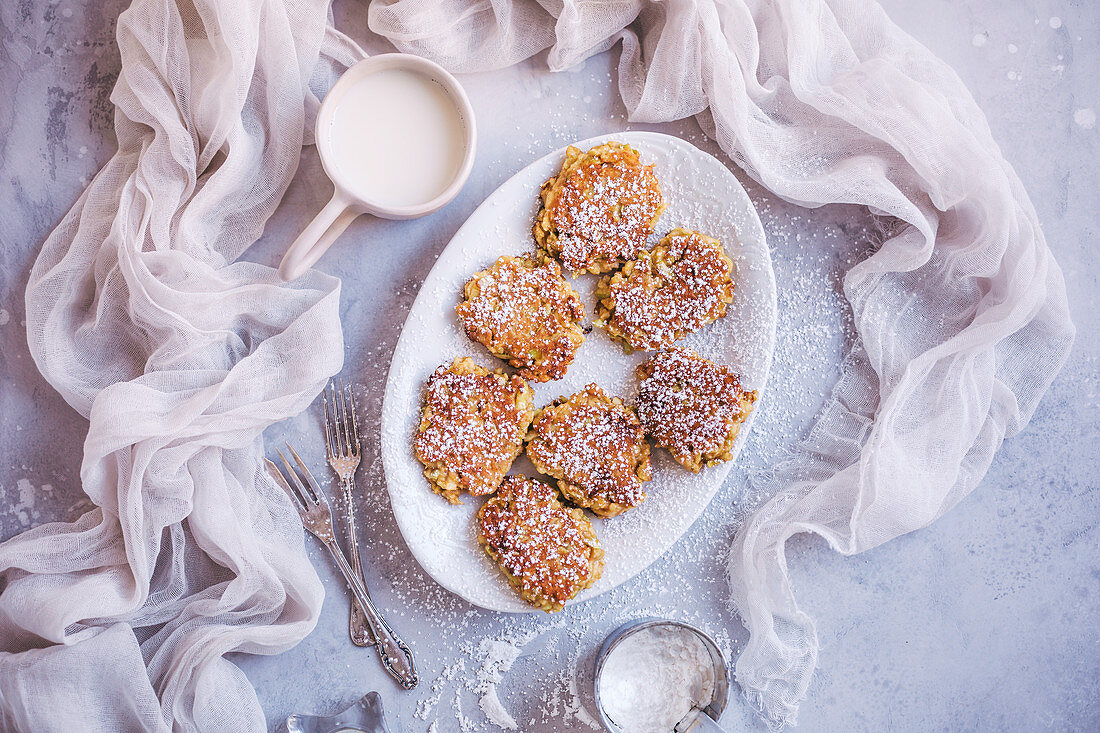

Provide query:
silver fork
left=266, top=445, right=418, bottom=690
left=322, top=379, right=374, bottom=648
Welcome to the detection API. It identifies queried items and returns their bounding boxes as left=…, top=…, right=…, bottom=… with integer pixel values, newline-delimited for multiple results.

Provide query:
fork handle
left=321, top=537, right=418, bottom=689
left=342, top=479, right=376, bottom=648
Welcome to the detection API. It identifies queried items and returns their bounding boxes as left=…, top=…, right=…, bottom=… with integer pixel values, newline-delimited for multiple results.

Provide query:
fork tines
left=266, top=443, right=331, bottom=514
left=322, top=379, right=361, bottom=461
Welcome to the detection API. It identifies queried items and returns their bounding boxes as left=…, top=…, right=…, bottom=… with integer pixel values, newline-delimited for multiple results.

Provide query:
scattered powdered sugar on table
left=13, top=479, right=41, bottom=526
left=406, top=618, right=605, bottom=731
left=473, top=633, right=538, bottom=729
left=452, top=689, right=475, bottom=733
left=0, top=478, right=57, bottom=531
left=478, top=687, right=517, bottom=730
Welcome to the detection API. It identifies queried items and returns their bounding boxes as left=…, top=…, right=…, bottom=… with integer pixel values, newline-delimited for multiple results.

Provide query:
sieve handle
left=675, top=708, right=730, bottom=733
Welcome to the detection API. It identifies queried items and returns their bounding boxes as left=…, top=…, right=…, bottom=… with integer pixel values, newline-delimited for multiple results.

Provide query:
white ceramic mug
left=278, top=54, right=477, bottom=281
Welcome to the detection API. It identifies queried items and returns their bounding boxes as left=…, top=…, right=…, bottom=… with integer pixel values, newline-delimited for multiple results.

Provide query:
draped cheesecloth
left=0, top=0, right=360, bottom=729
left=0, top=0, right=1073, bottom=731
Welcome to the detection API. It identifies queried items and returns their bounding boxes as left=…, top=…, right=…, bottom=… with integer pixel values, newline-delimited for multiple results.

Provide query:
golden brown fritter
left=525, top=384, right=651, bottom=517
left=533, top=142, right=666, bottom=276
left=477, top=474, right=604, bottom=613
left=413, top=357, right=535, bottom=504
left=636, top=348, right=758, bottom=472
left=457, top=255, right=586, bottom=383
left=594, top=228, right=735, bottom=352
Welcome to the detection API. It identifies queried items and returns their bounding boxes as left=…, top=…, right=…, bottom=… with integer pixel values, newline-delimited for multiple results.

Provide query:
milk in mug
left=327, top=68, right=467, bottom=209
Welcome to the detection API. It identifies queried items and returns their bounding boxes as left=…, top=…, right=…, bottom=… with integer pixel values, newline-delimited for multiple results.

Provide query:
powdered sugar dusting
left=597, top=228, right=734, bottom=351
left=413, top=359, right=533, bottom=501
left=473, top=636, right=527, bottom=729
left=541, top=142, right=664, bottom=274
left=636, top=348, right=755, bottom=471
left=526, top=385, right=649, bottom=513
left=479, top=686, right=518, bottom=730
left=478, top=475, right=602, bottom=610
left=0, top=478, right=55, bottom=529
left=457, top=255, right=585, bottom=382
left=556, top=172, right=656, bottom=258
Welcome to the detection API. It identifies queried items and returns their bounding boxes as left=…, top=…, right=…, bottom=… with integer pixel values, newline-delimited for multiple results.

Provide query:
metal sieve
left=593, top=618, right=732, bottom=733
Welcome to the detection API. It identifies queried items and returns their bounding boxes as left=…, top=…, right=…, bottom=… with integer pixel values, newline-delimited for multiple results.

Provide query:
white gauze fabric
left=367, top=0, right=1074, bottom=728
left=0, top=0, right=365, bottom=731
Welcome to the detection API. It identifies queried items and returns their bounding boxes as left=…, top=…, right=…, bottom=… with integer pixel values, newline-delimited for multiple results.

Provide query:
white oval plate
left=380, top=132, right=776, bottom=612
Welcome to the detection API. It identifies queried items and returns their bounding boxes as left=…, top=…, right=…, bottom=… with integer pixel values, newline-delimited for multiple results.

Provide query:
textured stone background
left=1, top=1, right=1096, bottom=731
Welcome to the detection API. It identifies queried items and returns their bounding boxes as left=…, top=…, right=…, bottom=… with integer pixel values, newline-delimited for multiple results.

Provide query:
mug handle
left=278, top=192, right=359, bottom=281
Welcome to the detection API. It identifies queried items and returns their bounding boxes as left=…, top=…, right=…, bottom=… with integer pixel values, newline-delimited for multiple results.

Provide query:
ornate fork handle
left=341, top=477, right=375, bottom=647
left=320, top=534, right=417, bottom=689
